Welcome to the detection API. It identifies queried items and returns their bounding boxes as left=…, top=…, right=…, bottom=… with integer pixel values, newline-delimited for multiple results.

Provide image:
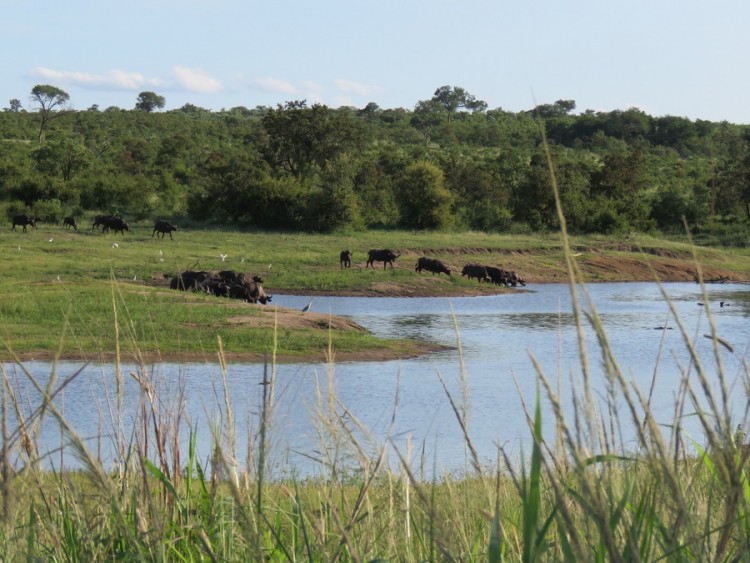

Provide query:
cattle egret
left=159, top=249, right=164, bottom=262
left=56, top=275, right=61, bottom=282
left=17, top=246, right=20, bottom=251
left=112, top=243, right=118, bottom=248
left=301, top=299, right=313, bottom=313
left=48, top=237, right=53, bottom=242
left=220, top=253, right=228, bottom=262
left=133, top=275, right=137, bottom=281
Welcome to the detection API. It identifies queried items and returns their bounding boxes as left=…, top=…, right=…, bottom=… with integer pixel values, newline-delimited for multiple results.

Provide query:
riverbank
left=1, top=227, right=748, bottom=362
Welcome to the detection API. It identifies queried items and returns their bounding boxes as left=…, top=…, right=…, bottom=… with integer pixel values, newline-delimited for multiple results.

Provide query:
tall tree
left=396, top=161, right=455, bottom=229
left=135, top=91, right=166, bottom=112
left=30, top=84, right=70, bottom=142
left=431, top=85, right=488, bottom=122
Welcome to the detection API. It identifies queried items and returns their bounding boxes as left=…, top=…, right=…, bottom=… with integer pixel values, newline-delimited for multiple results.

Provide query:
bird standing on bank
left=302, top=299, right=313, bottom=313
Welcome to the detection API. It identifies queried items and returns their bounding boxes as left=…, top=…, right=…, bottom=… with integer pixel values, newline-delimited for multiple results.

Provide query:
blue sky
left=3, top=0, right=749, bottom=122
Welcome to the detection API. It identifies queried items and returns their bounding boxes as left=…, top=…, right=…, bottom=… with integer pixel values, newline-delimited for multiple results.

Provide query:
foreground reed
left=0, top=269, right=748, bottom=562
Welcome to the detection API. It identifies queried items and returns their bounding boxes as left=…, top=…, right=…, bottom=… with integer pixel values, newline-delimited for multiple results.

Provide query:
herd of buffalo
left=11, top=214, right=178, bottom=238
left=347, top=249, right=527, bottom=287
left=11, top=214, right=526, bottom=306
left=170, top=270, right=272, bottom=304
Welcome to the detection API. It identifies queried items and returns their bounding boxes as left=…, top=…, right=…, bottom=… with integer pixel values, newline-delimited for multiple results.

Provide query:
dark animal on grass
left=152, top=220, right=178, bottom=239
left=415, top=257, right=451, bottom=276
left=92, top=215, right=117, bottom=230
left=461, top=263, right=490, bottom=283
left=63, top=216, right=77, bottom=230
left=101, top=217, right=129, bottom=235
left=340, top=250, right=352, bottom=268
left=170, top=270, right=211, bottom=291
left=366, top=249, right=400, bottom=269
left=217, top=270, right=243, bottom=283
left=484, top=265, right=510, bottom=287
left=12, top=214, right=37, bottom=232
left=170, top=270, right=271, bottom=304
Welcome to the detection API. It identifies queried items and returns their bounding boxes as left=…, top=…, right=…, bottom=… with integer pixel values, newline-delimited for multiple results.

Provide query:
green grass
left=3, top=211, right=750, bottom=557
left=2, top=221, right=750, bottom=360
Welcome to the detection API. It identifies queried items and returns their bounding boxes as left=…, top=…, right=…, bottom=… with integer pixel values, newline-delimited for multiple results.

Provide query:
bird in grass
left=159, top=249, right=164, bottom=262
left=112, top=243, right=118, bottom=248
left=301, top=299, right=313, bottom=313
left=220, top=253, right=228, bottom=262
left=47, top=237, right=53, bottom=243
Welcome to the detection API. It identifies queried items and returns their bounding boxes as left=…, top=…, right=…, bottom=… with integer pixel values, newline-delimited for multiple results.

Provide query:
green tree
left=135, top=91, right=166, bottom=112
left=397, top=161, right=455, bottom=229
left=315, top=154, right=364, bottom=232
left=30, top=84, right=70, bottom=142
left=261, top=100, right=364, bottom=177
left=431, top=85, right=488, bottom=122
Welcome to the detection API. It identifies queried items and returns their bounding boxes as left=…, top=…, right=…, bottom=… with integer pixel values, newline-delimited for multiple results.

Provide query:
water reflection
left=6, top=282, right=750, bottom=477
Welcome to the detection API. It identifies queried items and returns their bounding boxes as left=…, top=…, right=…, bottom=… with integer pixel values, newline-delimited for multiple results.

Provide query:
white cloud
left=255, top=77, right=297, bottom=94
left=29, top=66, right=162, bottom=90
left=333, top=79, right=382, bottom=98
left=173, top=65, right=223, bottom=93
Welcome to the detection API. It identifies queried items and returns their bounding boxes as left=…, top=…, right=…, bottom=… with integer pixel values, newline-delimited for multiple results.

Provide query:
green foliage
left=0, top=86, right=749, bottom=236
left=397, top=161, right=455, bottom=230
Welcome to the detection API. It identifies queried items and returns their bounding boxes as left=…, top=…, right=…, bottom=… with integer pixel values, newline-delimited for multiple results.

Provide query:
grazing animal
left=152, top=220, right=178, bottom=239
left=366, top=249, right=400, bottom=269
left=92, top=215, right=116, bottom=230
left=101, top=217, right=129, bottom=235
left=339, top=250, right=352, bottom=268
left=415, top=257, right=451, bottom=276
left=63, top=216, right=77, bottom=230
left=461, top=263, right=490, bottom=283
left=11, top=214, right=36, bottom=232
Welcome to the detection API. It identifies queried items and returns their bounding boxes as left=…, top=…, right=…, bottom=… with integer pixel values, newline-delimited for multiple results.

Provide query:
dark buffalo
left=245, top=280, right=272, bottom=304
left=366, top=249, right=400, bottom=269
left=63, top=216, right=77, bottom=230
left=507, top=271, right=526, bottom=287
left=12, top=214, right=37, bottom=232
left=461, top=263, right=489, bottom=283
left=340, top=249, right=352, bottom=268
left=415, top=257, right=451, bottom=276
left=92, top=215, right=117, bottom=230
left=170, top=270, right=212, bottom=291
left=153, top=220, right=178, bottom=239
left=170, top=270, right=271, bottom=304
left=101, top=217, right=129, bottom=235
left=484, top=265, right=510, bottom=287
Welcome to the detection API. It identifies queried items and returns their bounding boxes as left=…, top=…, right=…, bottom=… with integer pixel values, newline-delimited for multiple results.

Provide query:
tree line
left=2, top=85, right=750, bottom=240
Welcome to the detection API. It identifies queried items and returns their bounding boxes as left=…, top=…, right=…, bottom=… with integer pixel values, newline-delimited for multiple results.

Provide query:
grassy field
left=1, top=219, right=750, bottom=361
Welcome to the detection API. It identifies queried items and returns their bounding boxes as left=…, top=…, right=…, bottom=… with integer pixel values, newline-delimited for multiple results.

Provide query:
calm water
left=7, top=282, right=750, bottom=476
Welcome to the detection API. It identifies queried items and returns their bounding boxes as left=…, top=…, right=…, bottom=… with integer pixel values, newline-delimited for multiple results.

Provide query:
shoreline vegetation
left=1, top=225, right=749, bottom=362
left=3, top=221, right=750, bottom=558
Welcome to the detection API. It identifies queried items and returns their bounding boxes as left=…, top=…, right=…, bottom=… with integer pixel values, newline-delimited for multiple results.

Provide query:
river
left=6, top=282, right=750, bottom=477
